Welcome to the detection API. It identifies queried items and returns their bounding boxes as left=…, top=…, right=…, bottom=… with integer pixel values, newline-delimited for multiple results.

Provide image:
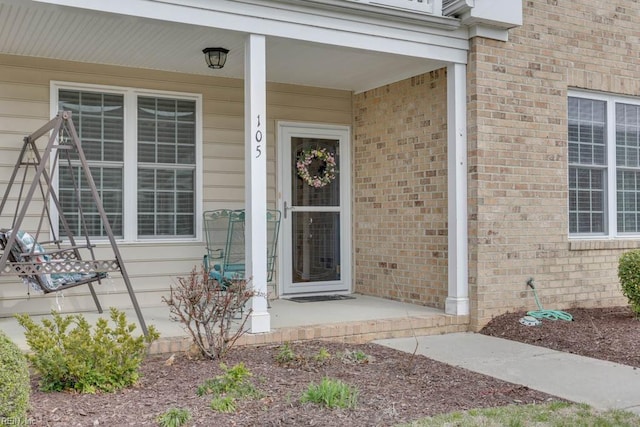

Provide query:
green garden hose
left=526, top=279, right=573, bottom=322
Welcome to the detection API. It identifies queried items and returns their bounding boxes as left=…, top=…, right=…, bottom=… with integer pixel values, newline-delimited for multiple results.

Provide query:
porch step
left=148, top=313, right=469, bottom=355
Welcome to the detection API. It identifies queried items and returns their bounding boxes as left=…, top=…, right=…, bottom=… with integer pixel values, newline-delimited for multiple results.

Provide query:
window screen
left=137, top=97, right=196, bottom=237
left=58, top=90, right=124, bottom=237
left=616, top=103, right=640, bottom=233
left=568, top=97, right=606, bottom=234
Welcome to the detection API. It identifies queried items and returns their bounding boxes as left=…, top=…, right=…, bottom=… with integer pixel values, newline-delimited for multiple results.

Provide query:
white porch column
left=445, top=62, right=470, bottom=316
left=244, top=34, right=270, bottom=333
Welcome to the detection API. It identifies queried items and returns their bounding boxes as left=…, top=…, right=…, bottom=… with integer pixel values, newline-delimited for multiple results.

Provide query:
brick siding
left=353, top=72, right=449, bottom=308
left=353, top=0, right=639, bottom=329
left=468, top=0, right=640, bottom=328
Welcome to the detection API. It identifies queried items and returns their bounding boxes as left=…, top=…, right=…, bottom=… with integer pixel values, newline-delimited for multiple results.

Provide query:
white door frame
left=277, top=121, right=352, bottom=296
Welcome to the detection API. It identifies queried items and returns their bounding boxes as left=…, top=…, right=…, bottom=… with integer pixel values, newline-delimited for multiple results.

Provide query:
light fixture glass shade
left=203, top=47, right=229, bottom=69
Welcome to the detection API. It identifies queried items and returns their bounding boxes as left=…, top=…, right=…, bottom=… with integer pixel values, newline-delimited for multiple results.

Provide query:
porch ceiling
left=0, top=0, right=448, bottom=93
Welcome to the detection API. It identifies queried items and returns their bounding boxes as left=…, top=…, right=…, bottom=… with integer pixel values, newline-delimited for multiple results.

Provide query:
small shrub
left=313, top=347, right=331, bottom=364
left=163, top=266, right=257, bottom=359
left=156, top=407, right=191, bottom=427
left=0, top=331, right=30, bottom=425
left=275, top=342, right=298, bottom=365
left=619, top=250, right=640, bottom=316
left=301, top=377, right=359, bottom=409
left=16, top=307, right=159, bottom=393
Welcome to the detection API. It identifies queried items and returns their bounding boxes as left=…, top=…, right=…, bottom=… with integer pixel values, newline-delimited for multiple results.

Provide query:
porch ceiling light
left=203, top=47, right=229, bottom=69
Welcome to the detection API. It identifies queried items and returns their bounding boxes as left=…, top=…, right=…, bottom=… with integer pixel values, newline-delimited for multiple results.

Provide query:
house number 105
left=255, top=114, right=263, bottom=158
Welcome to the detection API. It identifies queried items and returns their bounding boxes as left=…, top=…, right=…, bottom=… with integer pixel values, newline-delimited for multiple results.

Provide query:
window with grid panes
left=58, top=90, right=125, bottom=238
left=568, top=92, right=640, bottom=237
left=137, top=97, right=196, bottom=237
left=56, top=86, right=199, bottom=240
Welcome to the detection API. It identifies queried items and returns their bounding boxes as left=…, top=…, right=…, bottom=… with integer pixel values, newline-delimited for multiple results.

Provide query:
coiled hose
left=526, top=279, right=573, bottom=322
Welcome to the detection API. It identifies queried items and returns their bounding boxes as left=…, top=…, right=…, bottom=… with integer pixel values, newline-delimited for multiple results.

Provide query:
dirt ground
left=25, top=305, right=637, bottom=426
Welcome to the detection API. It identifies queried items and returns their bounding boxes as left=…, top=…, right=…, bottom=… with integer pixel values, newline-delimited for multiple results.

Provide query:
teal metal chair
left=203, top=209, right=281, bottom=289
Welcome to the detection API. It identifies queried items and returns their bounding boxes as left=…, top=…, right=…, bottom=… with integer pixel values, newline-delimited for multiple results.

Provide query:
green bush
left=618, top=250, right=640, bottom=316
left=0, top=331, right=30, bottom=425
left=16, top=307, right=159, bottom=393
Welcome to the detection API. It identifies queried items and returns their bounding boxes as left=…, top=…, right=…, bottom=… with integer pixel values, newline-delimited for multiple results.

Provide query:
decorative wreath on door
left=296, top=148, right=337, bottom=188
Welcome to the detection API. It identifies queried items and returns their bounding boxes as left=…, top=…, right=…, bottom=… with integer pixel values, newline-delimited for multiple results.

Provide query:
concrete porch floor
left=0, top=294, right=470, bottom=354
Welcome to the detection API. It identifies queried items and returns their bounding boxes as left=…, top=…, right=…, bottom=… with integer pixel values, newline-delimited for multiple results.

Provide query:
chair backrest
left=225, top=209, right=246, bottom=271
left=203, top=209, right=234, bottom=264
left=202, top=209, right=281, bottom=282
left=266, top=210, right=281, bottom=282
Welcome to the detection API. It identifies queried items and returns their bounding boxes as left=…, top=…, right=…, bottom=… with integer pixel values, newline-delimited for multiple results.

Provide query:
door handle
left=284, top=201, right=290, bottom=219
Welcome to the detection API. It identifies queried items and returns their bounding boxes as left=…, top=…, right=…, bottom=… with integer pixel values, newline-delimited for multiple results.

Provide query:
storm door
left=278, top=123, right=351, bottom=294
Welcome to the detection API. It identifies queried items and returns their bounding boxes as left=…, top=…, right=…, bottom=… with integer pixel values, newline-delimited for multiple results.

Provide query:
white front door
left=278, top=122, right=351, bottom=295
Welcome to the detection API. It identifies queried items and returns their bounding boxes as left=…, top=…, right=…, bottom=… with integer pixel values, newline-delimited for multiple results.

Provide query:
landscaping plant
left=618, top=249, right=640, bottom=316
left=301, top=377, right=359, bottom=409
left=163, top=266, right=257, bottom=359
left=275, top=342, right=298, bottom=365
left=313, top=347, right=331, bottom=364
left=16, top=307, right=159, bottom=393
left=340, top=349, right=372, bottom=364
left=156, top=407, right=191, bottom=427
left=275, top=342, right=332, bottom=367
left=209, top=396, right=236, bottom=413
left=197, top=363, right=262, bottom=413
left=0, top=330, right=30, bottom=425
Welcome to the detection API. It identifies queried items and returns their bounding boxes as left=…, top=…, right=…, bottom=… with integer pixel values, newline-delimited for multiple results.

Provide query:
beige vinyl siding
left=0, top=53, right=352, bottom=316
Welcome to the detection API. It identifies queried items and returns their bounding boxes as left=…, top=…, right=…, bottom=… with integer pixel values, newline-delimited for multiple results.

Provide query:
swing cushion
left=3, top=230, right=104, bottom=293
left=2, top=230, right=53, bottom=292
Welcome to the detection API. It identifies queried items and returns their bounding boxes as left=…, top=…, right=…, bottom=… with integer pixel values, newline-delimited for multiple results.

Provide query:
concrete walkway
left=375, top=332, right=640, bottom=415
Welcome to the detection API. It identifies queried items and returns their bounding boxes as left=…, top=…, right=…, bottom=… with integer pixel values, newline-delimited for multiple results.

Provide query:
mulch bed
left=26, top=305, right=637, bottom=426
left=27, top=340, right=558, bottom=426
left=480, top=306, right=640, bottom=368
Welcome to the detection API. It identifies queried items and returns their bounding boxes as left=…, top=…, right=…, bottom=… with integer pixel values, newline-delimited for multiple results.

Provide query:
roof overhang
left=0, top=0, right=474, bottom=92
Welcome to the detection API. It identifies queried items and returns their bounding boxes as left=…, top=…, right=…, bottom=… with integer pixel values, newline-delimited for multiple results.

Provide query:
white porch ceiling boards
left=0, top=0, right=466, bottom=93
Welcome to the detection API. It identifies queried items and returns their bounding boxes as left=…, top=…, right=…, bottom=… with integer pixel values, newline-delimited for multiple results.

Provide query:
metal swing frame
left=0, top=111, right=148, bottom=335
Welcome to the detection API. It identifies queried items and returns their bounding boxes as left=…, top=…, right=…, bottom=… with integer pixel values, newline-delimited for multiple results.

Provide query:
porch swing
left=0, top=111, right=148, bottom=335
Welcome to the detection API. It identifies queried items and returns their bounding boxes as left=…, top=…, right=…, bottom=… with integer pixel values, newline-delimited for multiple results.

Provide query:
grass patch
left=197, top=363, right=262, bottom=413
left=400, top=402, right=640, bottom=426
left=156, top=407, right=191, bottom=427
left=301, top=377, right=358, bottom=409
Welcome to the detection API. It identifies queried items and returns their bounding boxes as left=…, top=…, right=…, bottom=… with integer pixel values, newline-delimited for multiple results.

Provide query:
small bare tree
left=163, top=266, right=257, bottom=359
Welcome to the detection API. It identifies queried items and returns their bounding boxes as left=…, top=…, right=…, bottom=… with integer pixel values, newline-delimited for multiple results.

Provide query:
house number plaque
left=255, top=114, right=263, bottom=158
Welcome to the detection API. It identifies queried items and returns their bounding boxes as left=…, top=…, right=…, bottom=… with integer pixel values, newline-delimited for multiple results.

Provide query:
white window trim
left=569, top=89, right=640, bottom=240
left=50, top=81, right=203, bottom=243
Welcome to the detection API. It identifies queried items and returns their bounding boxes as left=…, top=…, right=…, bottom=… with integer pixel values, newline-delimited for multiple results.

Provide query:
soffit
left=0, top=0, right=461, bottom=92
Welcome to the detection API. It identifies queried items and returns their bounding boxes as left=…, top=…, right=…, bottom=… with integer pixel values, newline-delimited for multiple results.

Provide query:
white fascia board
left=278, top=0, right=453, bottom=27
left=33, top=0, right=469, bottom=63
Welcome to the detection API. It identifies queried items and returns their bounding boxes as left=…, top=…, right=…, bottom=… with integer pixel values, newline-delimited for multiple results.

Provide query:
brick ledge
left=569, top=240, right=640, bottom=251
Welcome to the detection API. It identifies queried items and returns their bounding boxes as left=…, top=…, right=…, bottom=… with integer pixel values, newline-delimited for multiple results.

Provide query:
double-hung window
left=54, top=83, right=201, bottom=241
left=569, top=91, right=640, bottom=237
